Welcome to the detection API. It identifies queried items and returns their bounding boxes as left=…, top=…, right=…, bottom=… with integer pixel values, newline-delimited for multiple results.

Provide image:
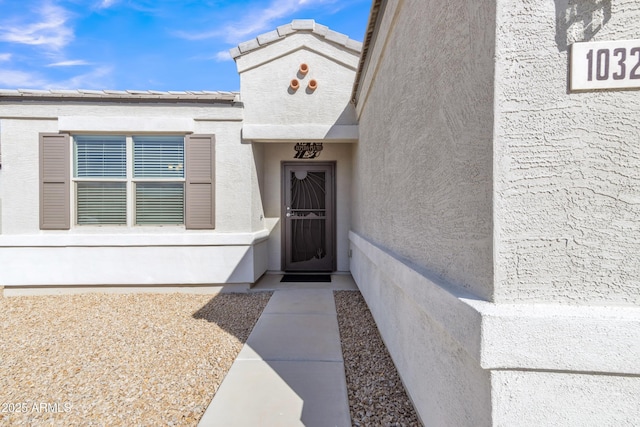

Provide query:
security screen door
left=282, top=162, right=335, bottom=271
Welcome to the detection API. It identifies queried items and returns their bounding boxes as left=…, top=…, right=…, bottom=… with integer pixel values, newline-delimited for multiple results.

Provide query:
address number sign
left=570, top=39, right=640, bottom=91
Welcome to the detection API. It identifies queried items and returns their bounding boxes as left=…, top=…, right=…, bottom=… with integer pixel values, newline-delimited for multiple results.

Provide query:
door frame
left=281, top=161, right=336, bottom=272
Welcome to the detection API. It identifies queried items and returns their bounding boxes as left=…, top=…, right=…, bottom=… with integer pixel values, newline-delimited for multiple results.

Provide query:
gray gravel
left=0, top=292, right=271, bottom=426
left=335, top=290, right=422, bottom=427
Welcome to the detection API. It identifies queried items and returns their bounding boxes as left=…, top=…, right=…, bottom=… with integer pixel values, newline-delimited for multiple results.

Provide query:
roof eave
left=0, top=89, right=241, bottom=104
left=351, top=0, right=384, bottom=105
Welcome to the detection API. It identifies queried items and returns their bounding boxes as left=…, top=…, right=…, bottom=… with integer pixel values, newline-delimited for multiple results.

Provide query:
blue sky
left=0, top=0, right=371, bottom=91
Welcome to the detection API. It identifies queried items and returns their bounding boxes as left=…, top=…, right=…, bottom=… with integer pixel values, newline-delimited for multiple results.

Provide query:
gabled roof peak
left=230, top=19, right=363, bottom=60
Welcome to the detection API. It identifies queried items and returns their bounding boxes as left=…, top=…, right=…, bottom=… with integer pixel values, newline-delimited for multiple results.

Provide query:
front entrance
left=282, top=162, right=335, bottom=272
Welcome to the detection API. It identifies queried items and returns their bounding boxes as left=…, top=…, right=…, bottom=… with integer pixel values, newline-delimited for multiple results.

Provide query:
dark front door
left=282, top=162, right=335, bottom=272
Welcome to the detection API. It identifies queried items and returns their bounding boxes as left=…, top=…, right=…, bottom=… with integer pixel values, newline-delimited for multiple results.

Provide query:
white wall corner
left=349, top=230, right=640, bottom=375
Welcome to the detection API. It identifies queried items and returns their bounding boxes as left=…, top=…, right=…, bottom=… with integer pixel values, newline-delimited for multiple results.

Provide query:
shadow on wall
left=555, top=0, right=611, bottom=51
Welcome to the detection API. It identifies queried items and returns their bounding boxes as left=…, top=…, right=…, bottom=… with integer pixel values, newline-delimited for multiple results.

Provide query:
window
left=39, top=133, right=214, bottom=230
left=74, top=136, right=127, bottom=224
left=73, top=135, right=185, bottom=226
left=133, top=136, right=185, bottom=225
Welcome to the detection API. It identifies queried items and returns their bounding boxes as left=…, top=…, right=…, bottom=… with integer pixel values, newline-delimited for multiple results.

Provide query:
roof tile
left=291, top=19, right=315, bottom=31
left=312, top=23, right=329, bottom=37
left=234, top=19, right=362, bottom=60
left=19, top=89, right=50, bottom=94
left=277, top=23, right=294, bottom=37
left=346, top=39, right=364, bottom=52
left=0, top=89, right=239, bottom=102
left=229, top=46, right=242, bottom=59
left=257, top=29, right=281, bottom=45
left=102, top=90, right=129, bottom=95
left=324, top=29, right=349, bottom=46
left=238, top=38, right=260, bottom=53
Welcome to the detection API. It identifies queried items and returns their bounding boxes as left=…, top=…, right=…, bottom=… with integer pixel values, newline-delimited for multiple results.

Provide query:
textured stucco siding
left=353, top=0, right=496, bottom=300
left=491, top=370, right=640, bottom=426
left=0, top=118, right=57, bottom=234
left=494, top=0, right=640, bottom=304
left=351, top=0, right=496, bottom=424
left=0, top=102, right=258, bottom=234
left=0, top=102, right=270, bottom=287
left=350, top=232, right=491, bottom=427
left=238, top=32, right=358, bottom=137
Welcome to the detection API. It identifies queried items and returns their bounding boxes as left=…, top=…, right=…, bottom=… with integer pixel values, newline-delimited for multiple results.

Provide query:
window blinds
left=133, top=136, right=184, bottom=178
left=74, top=136, right=126, bottom=177
left=135, top=182, right=184, bottom=225
left=77, top=182, right=127, bottom=224
left=71, top=135, right=191, bottom=226
left=133, top=136, right=185, bottom=225
left=74, top=136, right=127, bottom=225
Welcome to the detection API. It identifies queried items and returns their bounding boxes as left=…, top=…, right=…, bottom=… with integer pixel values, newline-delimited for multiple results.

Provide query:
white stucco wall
left=0, top=102, right=259, bottom=234
left=0, top=233, right=268, bottom=287
left=350, top=233, right=492, bottom=427
left=233, top=24, right=357, bottom=273
left=0, top=100, right=270, bottom=288
left=350, top=228, right=640, bottom=427
left=493, top=0, right=640, bottom=305
left=237, top=32, right=359, bottom=142
left=492, top=371, right=640, bottom=426
left=351, top=0, right=640, bottom=425
left=353, top=0, right=495, bottom=301
left=351, top=1, right=496, bottom=423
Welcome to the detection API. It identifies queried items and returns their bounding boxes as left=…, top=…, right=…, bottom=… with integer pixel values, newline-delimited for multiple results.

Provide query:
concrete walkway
left=198, top=274, right=357, bottom=427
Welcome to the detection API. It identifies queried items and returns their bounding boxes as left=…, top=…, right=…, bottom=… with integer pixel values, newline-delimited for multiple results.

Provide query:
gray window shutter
left=185, top=134, right=215, bottom=229
left=39, top=133, right=70, bottom=230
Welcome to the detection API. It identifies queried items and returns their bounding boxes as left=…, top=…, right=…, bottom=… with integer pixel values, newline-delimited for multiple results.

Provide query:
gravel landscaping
left=1, top=289, right=420, bottom=426
left=335, top=291, right=422, bottom=427
left=0, top=292, right=271, bottom=426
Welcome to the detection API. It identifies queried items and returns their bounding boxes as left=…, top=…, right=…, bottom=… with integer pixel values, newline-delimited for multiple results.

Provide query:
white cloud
left=47, top=59, right=91, bottom=67
left=0, top=65, right=112, bottom=90
left=0, top=69, right=49, bottom=88
left=54, top=65, right=113, bottom=89
left=0, top=2, right=73, bottom=51
left=175, top=0, right=339, bottom=44
left=0, top=53, right=11, bottom=61
left=100, top=0, right=118, bottom=7
left=215, top=50, right=232, bottom=62
left=222, top=0, right=297, bottom=41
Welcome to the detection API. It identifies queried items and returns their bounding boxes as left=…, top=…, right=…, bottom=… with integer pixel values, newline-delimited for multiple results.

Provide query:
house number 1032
left=585, top=47, right=640, bottom=81
left=571, top=39, right=640, bottom=91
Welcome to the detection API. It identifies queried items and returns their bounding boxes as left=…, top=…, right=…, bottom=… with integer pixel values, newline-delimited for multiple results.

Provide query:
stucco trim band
left=58, top=116, right=195, bottom=133
left=349, top=231, right=640, bottom=375
left=242, top=124, right=358, bottom=141
left=0, top=229, right=270, bottom=247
